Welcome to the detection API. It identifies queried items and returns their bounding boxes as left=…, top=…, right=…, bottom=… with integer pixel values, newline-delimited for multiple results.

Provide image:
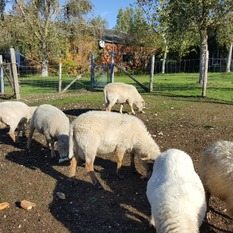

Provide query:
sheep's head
left=57, top=135, right=69, bottom=159
left=136, top=100, right=145, bottom=113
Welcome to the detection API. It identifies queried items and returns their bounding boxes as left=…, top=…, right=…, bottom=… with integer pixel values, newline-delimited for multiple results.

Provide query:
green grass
left=2, top=72, right=233, bottom=104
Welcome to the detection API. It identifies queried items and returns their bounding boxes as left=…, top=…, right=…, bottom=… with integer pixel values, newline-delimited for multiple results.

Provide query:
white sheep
left=199, top=140, right=233, bottom=219
left=147, top=149, right=206, bottom=233
left=27, top=104, right=69, bottom=161
left=103, top=82, right=145, bottom=114
left=68, top=110, right=160, bottom=188
left=0, top=101, right=37, bottom=142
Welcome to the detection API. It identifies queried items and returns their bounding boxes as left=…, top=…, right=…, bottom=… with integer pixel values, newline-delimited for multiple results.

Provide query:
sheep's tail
left=68, top=124, right=74, bottom=159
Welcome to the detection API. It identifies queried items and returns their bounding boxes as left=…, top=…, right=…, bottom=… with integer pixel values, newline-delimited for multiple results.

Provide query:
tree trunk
left=162, top=47, right=167, bottom=74
left=41, top=59, right=48, bottom=77
left=226, top=43, right=233, bottom=73
left=162, top=34, right=168, bottom=74
left=41, top=41, right=49, bottom=77
left=199, top=31, right=208, bottom=84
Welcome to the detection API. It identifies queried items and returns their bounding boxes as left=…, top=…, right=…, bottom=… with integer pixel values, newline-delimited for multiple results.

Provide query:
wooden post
left=202, top=50, right=209, bottom=97
left=58, top=62, right=62, bottom=93
left=150, top=54, right=155, bottom=92
left=110, top=52, right=114, bottom=83
left=10, top=47, right=20, bottom=100
left=0, top=55, right=4, bottom=93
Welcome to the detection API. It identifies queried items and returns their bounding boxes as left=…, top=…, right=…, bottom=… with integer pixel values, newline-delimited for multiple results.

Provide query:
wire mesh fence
left=1, top=56, right=232, bottom=99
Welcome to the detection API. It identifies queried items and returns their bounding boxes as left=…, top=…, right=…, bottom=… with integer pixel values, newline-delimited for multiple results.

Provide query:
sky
left=90, top=0, right=135, bottom=29
left=5, top=0, right=135, bottom=29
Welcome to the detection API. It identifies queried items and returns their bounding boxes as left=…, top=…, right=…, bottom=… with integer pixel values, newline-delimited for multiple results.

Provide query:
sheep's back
left=104, top=83, right=142, bottom=102
left=31, top=104, right=69, bottom=136
left=147, top=149, right=206, bottom=232
left=199, top=140, right=233, bottom=199
left=71, top=111, right=145, bottom=148
left=0, top=101, right=31, bottom=125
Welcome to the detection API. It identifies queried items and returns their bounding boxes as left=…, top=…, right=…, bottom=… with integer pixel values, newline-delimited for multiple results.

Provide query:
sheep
left=0, top=101, right=37, bottom=143
left=199, top=140, right=233, bottom=219
left=27, top=104, right=70, bottom=161
left=103, top=82, right=145, bottom=115
left=68, top=110, right=160, bottom=189
left=147, top=149, right=206, bottom=233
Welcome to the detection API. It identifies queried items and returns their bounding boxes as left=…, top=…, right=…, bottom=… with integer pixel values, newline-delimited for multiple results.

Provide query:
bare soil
left=0, top=94, right=233, bottom=233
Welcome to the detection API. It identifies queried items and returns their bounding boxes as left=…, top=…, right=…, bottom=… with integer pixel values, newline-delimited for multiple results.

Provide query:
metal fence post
left=90, top=54, right=95, bottom=90
left=110, top=52, right=114, bottom=83
left=150, top=54, right=155, bottom=92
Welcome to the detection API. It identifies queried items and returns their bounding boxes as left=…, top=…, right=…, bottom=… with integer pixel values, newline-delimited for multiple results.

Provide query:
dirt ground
left=0, top=94, right=233, bottom=233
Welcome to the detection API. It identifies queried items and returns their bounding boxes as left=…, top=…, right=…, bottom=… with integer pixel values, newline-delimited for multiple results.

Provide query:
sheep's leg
left=49, top=138, right=56, bottom=158
left=128, top=103, right=135, bottom=115
left=85, top=162, right=102, bottom=189
left=119, top=104, right=123, bottom=114
left=106, top=105, right=112, bottom=112
left=15, top=119, right=27, bottom=143
left=206, top=191, right=212, bottom=221
left=116, top=150, right=124, bottom=179
left=22, top=123, right=26, bottom=137
left=27, top=127, right=35, bottom=150
left=8, top=127, right=16, bottom=142
left=130, top=153, right=137, bottom=173
left=149, top=215, right=156, bottom=228
left=141, top=160, right=150, bottom=179
left=69, top=156, right=78, bottom=178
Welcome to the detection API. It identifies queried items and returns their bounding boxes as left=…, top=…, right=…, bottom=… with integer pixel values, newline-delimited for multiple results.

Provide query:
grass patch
left=2, top=72, right=233, bottom=104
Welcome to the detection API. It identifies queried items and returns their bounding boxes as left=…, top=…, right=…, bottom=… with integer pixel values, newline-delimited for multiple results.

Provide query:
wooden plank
left=62, top=65, right=91, bottom=93
left=115, top=64, right=149, bottom=92
left=10, top=48, right=20, bottom=99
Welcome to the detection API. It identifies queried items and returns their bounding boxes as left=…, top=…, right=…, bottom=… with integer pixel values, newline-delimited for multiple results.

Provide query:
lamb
left=0, top=101, right=37, bottom=142
left=27, top=104, right=70, bottom=161
left=199, top=140, right=233, bottom=219
left=147, top=149, right=206, bottom=233
left=103, top=82, right=145, bottom=114
left=68, top=110, right=160, bottom=189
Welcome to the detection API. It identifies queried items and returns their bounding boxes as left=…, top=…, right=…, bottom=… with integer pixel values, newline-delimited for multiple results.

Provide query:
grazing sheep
left=27, top=104, right=69, bottom=161
left=199, top=140, right=233, bottom=219
left=103, top=82, right=145, bottom=114
left=69, top=110, right=160, bottom=188
left=147, top=149, right=206, bottom=233
left=0, top=101, right=37, bottom=142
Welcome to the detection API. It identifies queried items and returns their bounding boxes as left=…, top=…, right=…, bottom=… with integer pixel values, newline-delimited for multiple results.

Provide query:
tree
left=14, top=0, right=61, bottom=76
left=90, top=15, right=108, bottom=40
left=115, top=6, right=162, bottom=48
left=2, top=0, right=93, bottom=76
left=0, top=0, right=5, bottom=17
left=216, top=13, right=233, bottom=73
left=136, top=0, right=233, bottom=96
